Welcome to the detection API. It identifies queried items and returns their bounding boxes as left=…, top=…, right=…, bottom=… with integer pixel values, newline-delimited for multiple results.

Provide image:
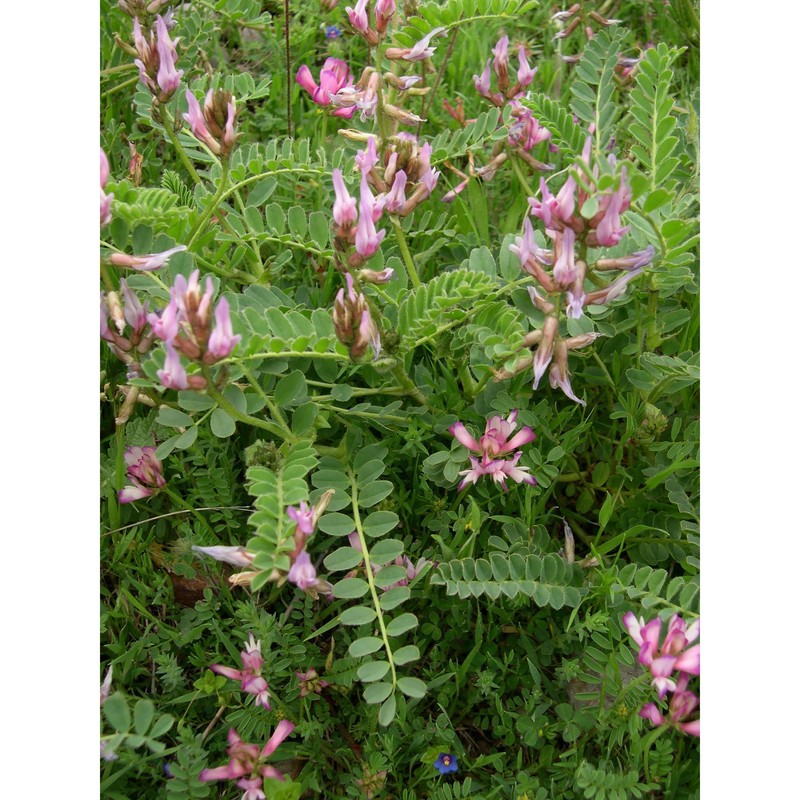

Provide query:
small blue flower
left=434, top=753, right=458, bottom=774
left=325, top=25, right=343, bottom=39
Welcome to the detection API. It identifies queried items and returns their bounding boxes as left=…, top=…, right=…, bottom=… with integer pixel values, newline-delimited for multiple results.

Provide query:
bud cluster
left=332, top=273, right=382, bottom=360
left=101, top=281, right=156, bottom=371
left=132, top=14, right=183, bottom=101
left=147, top=270, right=242, bottom=390
left=183, top=89, right=238, bottom=157
left=345, top=0, right=398, bottom=45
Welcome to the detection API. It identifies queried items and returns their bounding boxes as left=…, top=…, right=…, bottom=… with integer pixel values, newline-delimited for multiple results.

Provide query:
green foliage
left=431, top=552, right=585, bottom=606
left=574, top=760, right=653, bottom=800
left=570, top=28, right=625, bottom=151
left=391, top=0, right=539, bottom=47
left=523, top=92, right=587, bottom=157
left=246, top=443, right=318, bottom=582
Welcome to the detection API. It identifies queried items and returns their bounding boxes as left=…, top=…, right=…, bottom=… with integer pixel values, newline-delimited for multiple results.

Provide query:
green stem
left=390, top=362, right=428, bottom=407
left=187, top=160, right=231, bottom=247
left=158, top=104, right=203, bottom=186
left=390, top=217, right=421, bottom=288
left=101, top=75, right=139, bottom=99
left=202, top=368, right=294, bottom=441
left=100, top=63, right=137, bottom=78
left=511, top=154, right=536, bottom=197
left=349, top=470, right=397, bottom=689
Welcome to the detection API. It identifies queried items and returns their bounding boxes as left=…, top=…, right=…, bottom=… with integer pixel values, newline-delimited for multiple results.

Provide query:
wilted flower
left=118, top=446, right=166, bottom=503
left=183, top=89, right=238, bottom=157
left=385, top=26, right=446, bottom=60
left=434, top=753, right=458, bottom=774
left=199, top=723, right=295, bottom=791
left=296, top=667, right=331, bottom=697
left=210, top=634, right=271, bottom=708
left=100, top=148, right=113, bottom=227
left=109, top=245, right=187, bottom=272
left=192, top=545, right=255, bottom=568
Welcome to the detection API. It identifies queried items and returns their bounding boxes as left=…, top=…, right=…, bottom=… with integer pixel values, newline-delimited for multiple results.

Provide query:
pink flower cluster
left=286, top=496, right=335, bottom=598
left=474, top=35, right=538, bottom=105
left=148, top=270, right=241, bottom=390
left=132, top=15, right=183, bottom=101
left=118, top=446, right=166, bottom=503
left=200, top=722, right=295, bottom=797
left=210, top=634, right=272, bottom=709
left=623, top=612, right=700, bottom=737
left=450, top=410, right=537, bottom=491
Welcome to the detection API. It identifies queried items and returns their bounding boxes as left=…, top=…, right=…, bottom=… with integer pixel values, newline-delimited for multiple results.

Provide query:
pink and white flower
left=210, top=634, right=271, bottom=709
left=118, top=446, right=166, bottom=503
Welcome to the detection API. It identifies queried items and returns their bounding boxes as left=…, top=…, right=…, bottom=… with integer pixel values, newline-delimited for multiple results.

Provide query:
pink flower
left=109, top=245, right=187, bottom=271
left=332, top=169, right=358, bottom=228
left=374, top=0, right=396, bottom=34
left=533, top=315, right=558, bottom=390
left=384, top=170, right=408, bottom=214
left=346, top=0, right=369, bottom=33
left=183, top=90, right=218, bottom=154
left=473, top=59, right=493, bottom=98
left=157, top=341, right=189, bottom=390
left=355, top=136, right=379, bottom=176
left=492, top=35, right=509, bottom=81
left=296, top=58, right=354, bottom=116
left=118, top=446, right=166, bottom=503
left=553, top=227, right=577, bottom=286
left=100, top=148, right=113, bottom=227
left=100, top=666, right=113, bottom=706
left=100, top=148, right=110, bottom=188
left=358, top=267, right=395, bottom=284
left=207, top=297, right=242, bottom=359
left=200, top=723, right=295, bottom=789
left=640, top=673, right=700, bottom=736
left=450, top=410, right=537, bottom=491
left=210, top=634, right=271, bottom=709
left=148, top=298, right=180, bottom=343
left=155, top=15, right=183, bottom=96
left=517, top=46, right=537, bottom=88
left=355, top=176, right=386, bottom=257
left=548, top=347, right=585, bottom=406
left=510, top=217, right=553, bottom=274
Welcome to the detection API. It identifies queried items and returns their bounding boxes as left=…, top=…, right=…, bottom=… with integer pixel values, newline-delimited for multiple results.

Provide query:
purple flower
left=473, top=59, right=493, bottom=98
left=118, top=446, right=166, bottom=503
left=517, top=46, right=537, bottom=88
left=287, top=550, right=319, bottom=591
left=384, top=170, right=408, bottom=214
left=325, top=25, right=343, bottom=39
left=157, top=341, right=189, bottom=390
left=355, top=135, right=379, bottom=176
left=287, top=501, right=315, bottom=536
left=492, top=35, right=509, bottom=82
left=640, top=673, right=700, bottom=736
left=109, top=244, right=187, bottom=272
left=207, top=297, right=242, bottom=360
left=585, top=265, right=644, bottom=306
left=434, top=753, right=458, bottom=774
left=552, top=227, right=577, bottom=286
left=183, top=90, right=219, bottom=154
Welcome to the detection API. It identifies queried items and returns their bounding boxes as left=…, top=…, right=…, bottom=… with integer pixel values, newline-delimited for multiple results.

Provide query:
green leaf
left=287, top=205, right=307, bottom=239
left=359, top=480, right=394, bottom=508
left=317, top=512, right=356, bottom=536
left=368, top=538, right=404, bottom=564
left=357, top=660, right=391, bottom=682
left=349, top=637, right=384, bottom=657
left=174, top=426, right=198, bottom=449
left=324, top=546, right=363, bottom=572
left=210, top=408, right=236, bottom=437
left=374, top=565, right=408, bottom=588
left=363, top=681, right=393, bottom=704
left=362, top=511, right=400, bottom=538
left=392, top=645, right=420, bottom=666
left=103, top=693, right=131, bottom=732
left=380, top=586, right=410, bottom=610
left=133, top=698, right=155, bottom=735
left=274, top=370, right=307, bottom=407
left=332, top=577, right=370, bottom=599
left=385, top=613, right=418, bottom=636
left=291, top=402, right=318, bottom=436
left=378, top=693, right=397, bottom=726
left=248, top=177, right=277, bottom=206
left=397, top=676, right=427, bottom=698
left=340, top=606, right=376, bottom=626
left=148, top=714, right=174, bottom=739
left=156, top=407, right=193, bottom=428
left=178, top=391, right=215, bottom=411
left=308, top=211, right=329, bottom=249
